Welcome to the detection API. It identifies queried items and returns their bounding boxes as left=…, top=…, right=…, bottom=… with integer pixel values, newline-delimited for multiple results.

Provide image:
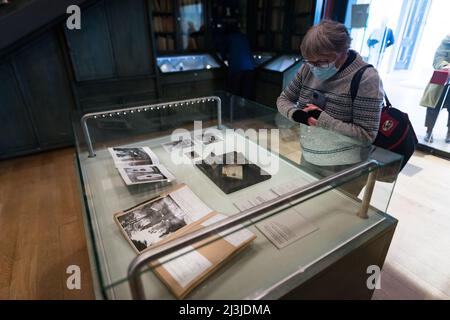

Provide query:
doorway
left=346, top=0, right=450, bottom=158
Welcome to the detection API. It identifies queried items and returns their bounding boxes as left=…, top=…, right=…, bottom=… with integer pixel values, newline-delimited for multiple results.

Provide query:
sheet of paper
left=201, top=214, right=254, bottom=247
left=233, top=198, right=254, bottom=212
left=158, top=245, right=212, bottom=288
left=233, top=190, right=278, bottom=212
left=170, top=186, right=212, bottom=222
left=161, top=137, right=196, bottom=153
left=271, top=180, right=305, bottom=196
left=256, top=208, right=318, bottom=249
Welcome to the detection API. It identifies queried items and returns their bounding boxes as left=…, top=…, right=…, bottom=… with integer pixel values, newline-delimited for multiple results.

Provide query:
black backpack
left=351, top=65, right=418, bottom=171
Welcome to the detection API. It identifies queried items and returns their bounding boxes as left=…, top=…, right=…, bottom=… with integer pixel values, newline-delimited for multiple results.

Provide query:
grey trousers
left=425, top=85, right=450, bottom=130
left=425, top=107, right=450, bottom=130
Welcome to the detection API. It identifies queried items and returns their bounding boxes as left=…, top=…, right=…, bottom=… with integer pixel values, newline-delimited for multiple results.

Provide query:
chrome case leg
left=357, top=170, right=377, bottom=219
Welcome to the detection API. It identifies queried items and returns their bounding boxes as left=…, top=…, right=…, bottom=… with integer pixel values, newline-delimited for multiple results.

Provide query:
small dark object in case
left=196, top=151, right=271, bottom=194
left=311, top=90, right=327, bottom=109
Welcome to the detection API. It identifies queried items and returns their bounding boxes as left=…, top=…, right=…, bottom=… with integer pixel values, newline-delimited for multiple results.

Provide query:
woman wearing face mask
left=277, top=20, right=384, bottom=195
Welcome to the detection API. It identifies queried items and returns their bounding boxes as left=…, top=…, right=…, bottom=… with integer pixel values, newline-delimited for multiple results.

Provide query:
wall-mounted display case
left=157, top=54, right=221, bottom=73
left=156, top=54, right=225, bottom=99
left=253, top=52, right=274, bottom=66
left=255, top=54, right=303, bottom=107
left=73, top=92, right=402, bottom=300
left=216, top=52, right=274, bottom=68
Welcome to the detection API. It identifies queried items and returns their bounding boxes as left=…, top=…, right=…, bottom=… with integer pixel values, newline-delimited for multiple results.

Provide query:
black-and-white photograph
left=109, top=147, right=159, bottom=166
left=162, top=137, right=196, bottom=153
left=116, top=195, right=188, bottom=252
left=194, top=132, right=223, bottom=146
left=117, top=165, right=175, bottom=185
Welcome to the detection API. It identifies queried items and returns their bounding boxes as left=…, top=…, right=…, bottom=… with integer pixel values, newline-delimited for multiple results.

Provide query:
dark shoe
left=424, top=132, right=433, bottom=143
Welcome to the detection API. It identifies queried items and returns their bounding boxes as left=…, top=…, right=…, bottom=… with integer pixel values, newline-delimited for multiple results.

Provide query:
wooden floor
left=1, top=146, right=450, bottom=299
left=372, top=151, right=450, bottom=300
left=0, top=148, right=94, bottom=299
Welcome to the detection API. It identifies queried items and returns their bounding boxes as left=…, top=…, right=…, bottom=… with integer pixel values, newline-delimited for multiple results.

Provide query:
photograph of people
left=116, top=196, right=187, bottom=252
left=124, top=166, right=167, bottom=183
left=277, top=20, right=385, bottom=196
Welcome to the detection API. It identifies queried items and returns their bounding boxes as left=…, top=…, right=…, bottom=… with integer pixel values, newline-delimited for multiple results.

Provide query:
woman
left=277, top=20, right=384, bottom=195
left=420, top=34, right=450, bottom=143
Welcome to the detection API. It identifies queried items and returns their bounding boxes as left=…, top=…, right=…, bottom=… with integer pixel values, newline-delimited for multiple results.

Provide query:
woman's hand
left=303, top=104, right=323, bottom=126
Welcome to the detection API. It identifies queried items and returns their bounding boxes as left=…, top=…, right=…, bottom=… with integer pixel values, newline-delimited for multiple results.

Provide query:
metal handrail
left=127, top=159, right=379, bottom=299
left=80, top=96, right=222, bottom=157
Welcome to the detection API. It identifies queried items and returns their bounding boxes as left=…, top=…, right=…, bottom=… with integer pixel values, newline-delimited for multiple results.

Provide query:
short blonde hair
left=300, top=20, right=352, bottom=60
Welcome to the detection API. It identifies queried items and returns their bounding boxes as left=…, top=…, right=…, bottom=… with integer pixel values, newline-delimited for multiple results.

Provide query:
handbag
left=420, top=69, right=449, bottom=108
left=430, top=69, right=450, bottom=85
left=351, top=65, right=418, bottom=173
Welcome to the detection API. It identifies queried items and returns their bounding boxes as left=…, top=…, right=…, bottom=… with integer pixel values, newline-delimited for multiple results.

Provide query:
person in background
left=221, top=24, right=256, bottom=100
left=420, top=34, right=450, bottom=143
left=277, top=20, right=384, bottom=195
left=367, top=21, right=395, bottom=67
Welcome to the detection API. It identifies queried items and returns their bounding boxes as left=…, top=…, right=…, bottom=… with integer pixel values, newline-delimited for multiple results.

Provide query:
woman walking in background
left=420, top=34, right=450, bottom=143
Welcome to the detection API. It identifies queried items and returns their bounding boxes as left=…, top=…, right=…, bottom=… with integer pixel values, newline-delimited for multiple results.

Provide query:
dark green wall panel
left=15, top=33, right=75, bottom=147
left=65, top=0, right=115, bottom=81
left=0, top=63, right=38, bottom=155
left=106, top=0, right=153, bottom=76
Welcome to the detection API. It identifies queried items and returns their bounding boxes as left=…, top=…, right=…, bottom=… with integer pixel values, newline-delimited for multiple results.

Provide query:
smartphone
left=311, top=90, right=327, bottom=109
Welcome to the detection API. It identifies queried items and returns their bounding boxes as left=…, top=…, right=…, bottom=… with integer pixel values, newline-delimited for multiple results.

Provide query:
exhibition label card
left=233, top=190, right=279, bottom=212
left=271, top=180, right=305, bottom=196
left=158, top=246, right=212, bottom=288
left=201, top=214, right=255, bottom=247
left=256, top=208, right=318, bottom=249
left=170, top=186, right=212, bottom=223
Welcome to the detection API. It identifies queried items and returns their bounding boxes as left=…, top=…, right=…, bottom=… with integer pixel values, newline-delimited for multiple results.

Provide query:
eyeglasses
left=304, top=60, right=334, bottom=68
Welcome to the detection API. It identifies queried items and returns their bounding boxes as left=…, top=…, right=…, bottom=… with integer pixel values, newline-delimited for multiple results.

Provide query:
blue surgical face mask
left=309, top=62, right=338, bottom=81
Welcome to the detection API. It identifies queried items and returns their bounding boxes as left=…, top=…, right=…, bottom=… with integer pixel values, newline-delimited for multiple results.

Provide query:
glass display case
left=73, top=92, right=402, bottom=300
left=156, top=54, right=225, bottom=99
left=157, top=54, right=221, bottom=73
left=263, top=54, right=302, bottom=72
left=216, top=52, right=274, bottom=68
left=253, top=52, right=274, bottom=66
left=255, top=55, right=303, bottom=108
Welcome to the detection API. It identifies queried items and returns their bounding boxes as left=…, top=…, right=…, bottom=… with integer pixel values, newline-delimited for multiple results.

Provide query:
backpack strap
left=350, top=64, right=392, bottom=107
left=350, top=64, right=373, bottom=102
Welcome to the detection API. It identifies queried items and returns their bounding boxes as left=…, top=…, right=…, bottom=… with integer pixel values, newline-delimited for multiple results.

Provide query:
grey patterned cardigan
left=277, top=51, right=384, bottom=166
